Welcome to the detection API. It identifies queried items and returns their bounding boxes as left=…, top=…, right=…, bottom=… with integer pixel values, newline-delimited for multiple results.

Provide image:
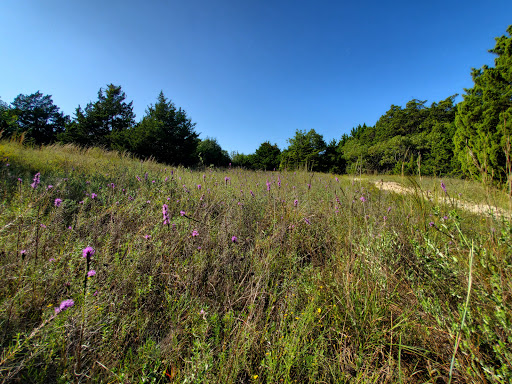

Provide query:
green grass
left=0, top=141, right=511, bottom=383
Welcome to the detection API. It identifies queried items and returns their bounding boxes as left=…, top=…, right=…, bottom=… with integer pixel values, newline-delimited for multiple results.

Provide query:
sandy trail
left=374, top=181, right=511, bottom=218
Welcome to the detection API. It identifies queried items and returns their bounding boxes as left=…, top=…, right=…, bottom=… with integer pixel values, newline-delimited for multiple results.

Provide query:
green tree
left=280, top=129, right=327, bottom=171
left=11, top=91, right=68, bottom=144
left=454, top=25, right=512, bottom=185
left=0, top=99, right=17, bottom=138
left=61, top=84, right=135, bottom=148
left=231, top=152, right=254, bottom=169
left=197, top=137, right=230, bottom=167
left=129, top=91, right=199, bottom=166
left=252, top=141, right=281, bottom=170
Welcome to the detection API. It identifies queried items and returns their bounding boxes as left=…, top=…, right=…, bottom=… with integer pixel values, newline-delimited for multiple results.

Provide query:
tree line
left=1, top=26, right=511, bottom=185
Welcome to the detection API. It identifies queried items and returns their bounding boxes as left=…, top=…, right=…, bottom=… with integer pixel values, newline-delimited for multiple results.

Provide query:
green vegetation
left=2, top=26, right=512, bottom=188
left=1, top=142, right=511, bottom=383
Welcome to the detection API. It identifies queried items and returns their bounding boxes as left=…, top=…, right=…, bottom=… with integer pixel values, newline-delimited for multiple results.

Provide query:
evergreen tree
left=454, top=25, right=512, bottom=185
left=11, top=92, right=68, bottom=144
left=0, top=99, right=17, bottom=138
left=129, top=91, right=199, bottom=166
left=61, top=84, right=134, bottom=148
left=252, top=142, right=281, bottom=170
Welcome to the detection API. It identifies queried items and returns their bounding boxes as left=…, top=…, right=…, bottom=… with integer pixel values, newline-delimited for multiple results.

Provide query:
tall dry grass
left=0, top=141, right=511, bottom=383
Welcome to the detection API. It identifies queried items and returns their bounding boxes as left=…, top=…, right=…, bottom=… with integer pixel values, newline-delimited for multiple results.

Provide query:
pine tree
left=454, top=25, right=512, bottom=185
left=129, top=91, right=199, bottom=166
left=11, top=92, right=68, bottom=144
left=61, top=84, right=135, bottom=148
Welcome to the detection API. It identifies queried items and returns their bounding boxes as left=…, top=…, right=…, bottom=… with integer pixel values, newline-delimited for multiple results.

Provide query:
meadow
left=0, top=141, right=511, bottom=383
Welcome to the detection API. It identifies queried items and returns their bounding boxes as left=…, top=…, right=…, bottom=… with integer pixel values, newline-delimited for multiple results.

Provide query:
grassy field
left=0, top=141, right=511, bottom=383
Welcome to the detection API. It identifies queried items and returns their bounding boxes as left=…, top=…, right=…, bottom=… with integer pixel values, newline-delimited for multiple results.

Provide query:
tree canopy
left=10, top=92, right=69, bottom=144
left=129, top=91, right=199, bottom=166
left=454, top=25, right=512, bottom=185
left=280, top=129, right=327, bottom=171
left=61, top=84, right=135, bottom=148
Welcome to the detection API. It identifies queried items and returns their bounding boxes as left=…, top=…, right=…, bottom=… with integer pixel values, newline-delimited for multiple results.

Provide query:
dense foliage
left=454, top=25, right=512, bottom=187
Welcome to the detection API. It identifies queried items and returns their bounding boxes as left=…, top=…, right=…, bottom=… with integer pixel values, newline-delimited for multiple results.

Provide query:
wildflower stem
left=448, top=234, right=474, bottom=383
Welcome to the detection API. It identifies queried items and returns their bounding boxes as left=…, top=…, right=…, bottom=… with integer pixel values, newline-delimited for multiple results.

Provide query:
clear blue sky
left=1, top=0, right=511, bottom=154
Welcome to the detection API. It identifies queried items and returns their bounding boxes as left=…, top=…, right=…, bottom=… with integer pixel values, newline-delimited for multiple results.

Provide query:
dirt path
left=374, top=181, right=511, bottom=218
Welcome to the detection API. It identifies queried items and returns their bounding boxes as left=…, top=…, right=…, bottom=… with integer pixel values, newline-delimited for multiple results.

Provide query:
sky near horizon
left=1, top=0, right=511, bottom=154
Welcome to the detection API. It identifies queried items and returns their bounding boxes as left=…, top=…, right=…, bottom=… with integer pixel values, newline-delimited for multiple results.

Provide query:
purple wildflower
left=428, top=222, right=435, bottom=227
left=30, top=172, right=41, bottom=189
left=360, top=196, right=366, bottom=202
left=307, top=183, right=311, bottom=190
left=293, top=199, right=298, bottom=207
left=162, top=204, right=170, bottom=225
left=54, top=198, right=63, bottom=207
left=47, top=185, right=53, bottom=190
left=144, top=235, right=152, bottom=240
left=87, top=270, right=96, bottom=277
left=192, top=230, right=198, bottom=237
left=180, top=210, right=186, bottom=216
left=231, top=236, right=238, bottom=243
left=82, top=246, right=95, bottom=259
left=20, top=250, right=26, bottom=255
left=441, top=181, right=447, bottom=194
left=91, top=193, right=97, bottom=199
left=55, top=299, right=74, bottom=314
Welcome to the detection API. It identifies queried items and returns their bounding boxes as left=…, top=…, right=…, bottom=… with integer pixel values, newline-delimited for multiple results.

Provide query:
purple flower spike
left=293, top=199, right=298, bottom=207
left=54, top=198, right=63, bottom=207
left=55, top=299, right=74, bottom=314
left=30, top=172, right=41, bottom=189
left=441, top=181, right=447, bottom=194
left=82, top=246, right=95, bottom=259
left=162, top=204, right=170, bottom=225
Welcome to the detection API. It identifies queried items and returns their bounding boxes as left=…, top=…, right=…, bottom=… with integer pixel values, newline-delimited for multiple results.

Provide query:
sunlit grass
left=0, top=141, right=511, bottom=383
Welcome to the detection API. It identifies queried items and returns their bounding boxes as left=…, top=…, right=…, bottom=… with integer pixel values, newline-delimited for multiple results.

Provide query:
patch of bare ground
left=374, top=181, right=512, bottom=218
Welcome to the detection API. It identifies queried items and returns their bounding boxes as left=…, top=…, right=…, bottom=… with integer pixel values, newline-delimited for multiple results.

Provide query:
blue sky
left=1, top=0, right=511, bottom=154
